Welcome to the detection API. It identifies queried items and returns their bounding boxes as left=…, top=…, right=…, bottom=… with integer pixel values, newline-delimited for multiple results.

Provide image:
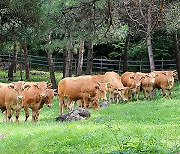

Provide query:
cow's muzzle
left=47, top=104, right=52, bottom=108
left=17, top=96, right=24, bottom=100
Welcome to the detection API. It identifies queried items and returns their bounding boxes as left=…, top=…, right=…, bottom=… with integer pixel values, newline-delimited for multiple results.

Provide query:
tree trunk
left=47, top=52, right=57, bottom=89
left=173, top=31, right=180, bottom=81
left=22, top=42, right=30, bottom=80
left=77, top=39, right=85, bottom=76
left=69, top=35, right=73, bottom=77
left=123, top=33, right=130, bottom=72
left=86, top=40, right=93, bottom=75
left=147, top=0, right=155, bottom=72
left=65, top=42, right=72, bottom=77
left=63, top=47, right=67, bottom=79
left=47, top=34, right=57, bottom=89
left=8, top=41, right=18, bottom=81
left=19, top=49, right=23, bottom=81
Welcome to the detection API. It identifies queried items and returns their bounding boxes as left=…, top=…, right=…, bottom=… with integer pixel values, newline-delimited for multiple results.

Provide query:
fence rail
left=0, top=53, right=176, bottom=73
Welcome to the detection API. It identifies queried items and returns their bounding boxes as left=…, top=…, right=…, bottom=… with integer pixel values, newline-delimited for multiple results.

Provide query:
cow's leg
left=143, top=89, right=147, bottom=100
left=36, top=110, right=40, bottom=121
left=66, top=100, right=72, bottom=111
left=131, top=92, right=135, bottom=101
left=148, top=90, right=152, bottom=100
left=83, top=95, right=89, bottom=110
left=15, top=110, right=20, bottom=122
left=136, top=91, right=140, bottom=101
left=5, top=103, right=12, bottom=122
left=161, top=86, right=166, bottom=97
left=59, top=94, right=64, bottom=115
left=168, top=88, right=173, bottom=99
left=24, top=105, right=29, bottom=121
left=32, top=110, right=37, bottom=122
left=3, top=110, right=7, bottom=122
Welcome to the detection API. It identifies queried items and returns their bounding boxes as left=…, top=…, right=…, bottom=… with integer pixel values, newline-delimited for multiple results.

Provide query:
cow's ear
left=173, top=70, right=177, bottom=76
left=95, top=85, right=99, bottom=89
left=130, top=76, right=134, bottom=79
left=145, top=74, right=150, bottom=78
left=97, top=82, right=101, bottom=86
left=140, top=76, right=145, bottom=80
left=24, top=84, right=31, bottom=90
left=8, top=84, right=14, bottom=89
left=47, top=83, right=52, bottom=88
left=162, top=71, right=167, bottom=76
left=34, top=84, right=39, bottom=88
left=118, top=88, right=123, bottom=92
left=54, top=92, right=59, bottom=96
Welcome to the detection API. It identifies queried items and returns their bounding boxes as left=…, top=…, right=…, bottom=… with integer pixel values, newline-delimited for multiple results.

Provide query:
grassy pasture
left=0, top=70, right=180, bottom=153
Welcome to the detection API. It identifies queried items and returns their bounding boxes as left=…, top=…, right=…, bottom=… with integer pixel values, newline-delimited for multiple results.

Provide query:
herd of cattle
left=0, top=70, right=177, bottom=122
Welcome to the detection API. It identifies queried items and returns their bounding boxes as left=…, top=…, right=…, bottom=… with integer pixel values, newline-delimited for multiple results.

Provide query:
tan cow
left=153, top=70, right=177, bottom=98
left=103, top=72, right=130, bottom=102
left=23, top=82, right=52, bottom=122
left=121, top=72, right=145, bottom=101
left=0, top=81, right=30, bottom=122
left=141, top=72, right=157, bottom=100
left=58, top=75, right=109, bottom=115
left=36, top=89, right=58, bottom=121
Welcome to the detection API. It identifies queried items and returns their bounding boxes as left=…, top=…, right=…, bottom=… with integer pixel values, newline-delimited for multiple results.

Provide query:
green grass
left=0, top=70, right=180, bottom=153
left=0, top=70, right=63, bottom=83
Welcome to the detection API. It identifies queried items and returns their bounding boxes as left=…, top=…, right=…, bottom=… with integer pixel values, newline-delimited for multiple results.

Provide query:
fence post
left=118, top=58, right=121, bottom=73
left=161, top=58, right=163, bottom=70
left=8, top=53, right=11, bottom=62
left=140, top=60, right=142, bottom=72
left=100, top=57, right=102, bottom=73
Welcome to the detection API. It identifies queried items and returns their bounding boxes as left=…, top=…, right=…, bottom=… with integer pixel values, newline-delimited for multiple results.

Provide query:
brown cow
left=36, top=89, right=58, bottom=121
left=153, top=70, right=177, bottom=99
left=58, top=75, right=109, bottom=115
left=141, top=72, right=157, bottom=100
left=103, top=72, right=130, bottom=102
left=0, top=81, right=30, bottom=122
left=121, top=72, right=145, bottom=101
left=23, top=82, right=52, bottom=122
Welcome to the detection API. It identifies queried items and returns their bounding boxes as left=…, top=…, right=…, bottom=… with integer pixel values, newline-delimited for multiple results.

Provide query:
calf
left=0, top=82, right=30, bottom=122
left=141, top=72, right=157, bottom=100
left=36, top=89, right=58, bottom=121
left=23, top=82, right=52, bottom=122
left=121, top=72, right=145, bottom=101
left=103, top=72, right=130, bottom=103
left=153, top=70, right=177, bottom=98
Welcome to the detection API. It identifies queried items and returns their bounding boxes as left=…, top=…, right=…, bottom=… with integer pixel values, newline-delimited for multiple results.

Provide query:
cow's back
left=0, top=83, right=9, bottom=111
left=104, top=72, right=123, bottom=88
left=58, top=76, right=85, bottom=101
left=153, top=71, right=168, bottom=89
left=121, top=72, right=135, bottom=87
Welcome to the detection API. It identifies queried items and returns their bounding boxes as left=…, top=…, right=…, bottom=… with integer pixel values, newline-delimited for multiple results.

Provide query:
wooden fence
left=0, top=53, right=176, bottom=73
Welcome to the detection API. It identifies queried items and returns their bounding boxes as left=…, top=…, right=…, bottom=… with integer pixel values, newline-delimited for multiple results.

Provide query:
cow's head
left=162, top=70, right=176, bottom=86
left=130, top=74, right=145, bottom=89
left=43, top=89, right=58, bottom=108
left=90, top=97, right=99, bottom=111
left=118, top=87, right=130, bottom=101
left=34, top=82, right=52, bottom=98
left=145, top=72, right=157, bottom=84
left=95, top=82, right=110, bottom=101
left=8, top=81, right=31, bottom=100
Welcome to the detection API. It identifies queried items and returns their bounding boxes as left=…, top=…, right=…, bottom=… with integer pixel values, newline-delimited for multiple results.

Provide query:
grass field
left=0, top=70, right=180, bottom=153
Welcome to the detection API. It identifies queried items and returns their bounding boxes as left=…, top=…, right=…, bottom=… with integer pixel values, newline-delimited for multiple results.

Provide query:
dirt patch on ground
left=0, top=134, right=6, bottom=139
